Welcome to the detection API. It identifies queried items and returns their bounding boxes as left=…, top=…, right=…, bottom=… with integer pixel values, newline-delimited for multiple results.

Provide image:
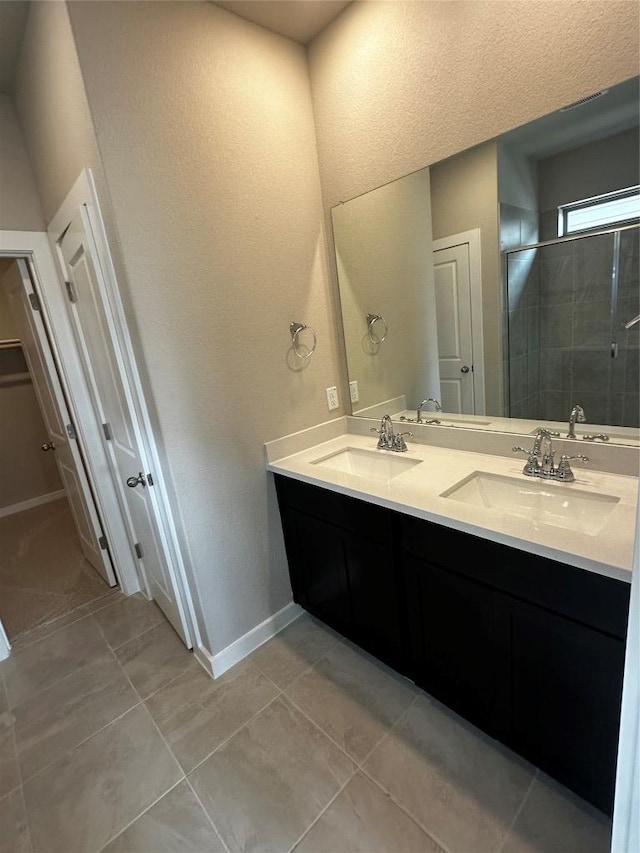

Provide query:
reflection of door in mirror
left=433, top=230, right=485, bottom=415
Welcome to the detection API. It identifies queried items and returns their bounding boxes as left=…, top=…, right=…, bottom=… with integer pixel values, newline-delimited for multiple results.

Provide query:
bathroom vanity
left=266, top=421, right=637, bottom=816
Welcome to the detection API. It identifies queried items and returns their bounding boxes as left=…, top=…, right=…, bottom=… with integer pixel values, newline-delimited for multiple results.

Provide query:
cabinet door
left=284, top=509, right=352, bottom=634
left=404, top=556, right=497, bottom=731
left=343, top=532, right=405, bottom=670
left=496, top=594, right=626, bottom=815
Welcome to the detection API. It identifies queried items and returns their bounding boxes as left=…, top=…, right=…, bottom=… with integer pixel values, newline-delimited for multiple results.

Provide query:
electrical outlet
left=349, top=380, right=359, bottom=403
left=326, top=386, right=339, bottom=411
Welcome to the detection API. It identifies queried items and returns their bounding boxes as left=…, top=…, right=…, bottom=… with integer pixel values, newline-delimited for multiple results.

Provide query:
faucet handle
left=555, top=454, right=589, bottom=482
left=393, top=432, right=412, bottom=452
left=513, top=445, right=538, bottom=476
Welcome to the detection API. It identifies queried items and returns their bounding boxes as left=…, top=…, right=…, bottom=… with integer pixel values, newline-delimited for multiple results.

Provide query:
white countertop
left=266, top=427, right=638, bottom=585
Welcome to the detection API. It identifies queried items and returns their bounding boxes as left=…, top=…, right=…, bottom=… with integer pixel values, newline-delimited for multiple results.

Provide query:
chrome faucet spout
left=416, top=397, right=442, bottom=423
left=567, top=404, right=586, bottom=439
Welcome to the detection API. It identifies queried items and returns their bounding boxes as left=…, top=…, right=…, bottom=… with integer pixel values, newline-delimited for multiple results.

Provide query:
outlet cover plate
left=349, top=380, right=359, bottom=403
left=326, top=386, right=339, bottom=410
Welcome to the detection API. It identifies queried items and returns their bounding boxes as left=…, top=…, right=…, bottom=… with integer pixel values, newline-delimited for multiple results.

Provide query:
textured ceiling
left=0, top=1, right=29, bottom=93
left=212, top=1, right=351, bottom=44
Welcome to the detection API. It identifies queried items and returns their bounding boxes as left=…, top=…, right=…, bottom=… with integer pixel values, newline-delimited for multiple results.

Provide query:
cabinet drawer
left=400, top=515, right=630, bottom=639
left=275, top=474, right=393, bottom=545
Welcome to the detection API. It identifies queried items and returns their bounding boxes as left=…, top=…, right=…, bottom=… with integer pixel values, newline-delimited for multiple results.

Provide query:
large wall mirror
left=332, top=75, right=640, bottom=446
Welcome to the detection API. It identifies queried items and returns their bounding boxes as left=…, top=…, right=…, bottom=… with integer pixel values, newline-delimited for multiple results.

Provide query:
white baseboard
left=194, top=601, right=304, bottom=679
left=0, top=489, right=66, bottom=519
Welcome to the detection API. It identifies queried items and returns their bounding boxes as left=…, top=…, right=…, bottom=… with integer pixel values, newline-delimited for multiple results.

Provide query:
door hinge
left=65, top=280, right=77, bottom=303
left=98, top=535, right=108, bottom=550
left=28, top=292, right=41, bottom=311
left=102, top=422, right=113, bottom=441
left=66, top=423, right=77, bottom=440
left=147, top=473, right=154, bottom=486
left=134, top=542, right=143, bottom=559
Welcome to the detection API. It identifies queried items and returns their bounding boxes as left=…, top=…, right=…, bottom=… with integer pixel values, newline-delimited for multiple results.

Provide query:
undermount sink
left=311, top=447, right=422, bottom=482
left=440, top=470, right=619, bottom=535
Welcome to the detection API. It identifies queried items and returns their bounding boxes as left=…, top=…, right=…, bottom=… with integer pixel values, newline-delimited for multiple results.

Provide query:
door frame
left=0, top=229, right=139, bottom=595
left=432, top=229, right=486, bottom=415
left=48, top=168, right=198, bottom=649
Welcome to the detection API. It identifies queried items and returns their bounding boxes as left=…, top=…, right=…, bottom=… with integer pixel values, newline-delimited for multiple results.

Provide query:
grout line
left=185, top=692, right=284, bottom=777
left=18, top=782, right=34, bottom=853
left=497, top=768, right=538, bottom=853
left=184, top=776, right=232, bottom=853
left=286, top=772, right=356, bottom=853
left=94, top=776, right=186, bottom=853
left=92, top=605, right=166, bottom=653
left=18, top=697, right=144, bottom=788
left=7, top=609, right=95, bottom=655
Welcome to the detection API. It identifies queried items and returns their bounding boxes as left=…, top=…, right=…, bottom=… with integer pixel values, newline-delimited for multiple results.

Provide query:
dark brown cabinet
left=273, top=473, right=630, bottom=815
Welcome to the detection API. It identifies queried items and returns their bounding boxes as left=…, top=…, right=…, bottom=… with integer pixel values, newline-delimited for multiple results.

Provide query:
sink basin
left=440, top=471, right=619, bottom=535
left=311, top=447, right=422, bottom=482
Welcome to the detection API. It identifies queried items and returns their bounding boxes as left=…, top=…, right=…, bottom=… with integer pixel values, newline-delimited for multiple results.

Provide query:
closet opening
left=0, top=254, right=118, bottom=645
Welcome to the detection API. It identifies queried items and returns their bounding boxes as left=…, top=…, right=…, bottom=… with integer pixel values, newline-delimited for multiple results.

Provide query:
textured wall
left=308, top=0, right=639, bottom=209
left=0, top=96, right=44, bottom=231
left=65, top=0, right=341, bottom=654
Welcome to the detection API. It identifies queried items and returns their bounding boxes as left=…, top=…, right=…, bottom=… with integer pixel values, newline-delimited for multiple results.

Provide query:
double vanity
left=265, top=416, right=638, bottom=816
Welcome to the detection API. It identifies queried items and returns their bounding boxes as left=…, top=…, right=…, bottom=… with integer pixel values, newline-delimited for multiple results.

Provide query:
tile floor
left=0, top=498, right=112, bottom=639
left=0, top=594, right=613, bottom=853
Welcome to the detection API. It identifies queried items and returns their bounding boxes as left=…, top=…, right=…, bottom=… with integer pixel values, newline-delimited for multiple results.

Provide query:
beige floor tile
left=85, top=590, right=125, bottom=614
left=249, top=613, right=342, bottom=689
left=92, top=594, right=165, bottom=650
left=1, top=617, right=111, bottom=709
left=146, top=658, right=279, bottom=773
left=502, top=772, right=612, bottom=853
left=0, top=499, right=110, bottom=639
left=23, top=705, right=182, bottom=853
left=363, top=694, right=535, bottom=853
left=190, top=695, right=355, bottom=853
left=9, top=604, right=93, bottom=653
left=114, top=620, right=196, bottom=700
left=286, top=640, right=416, bottom=763
left=0, top=788, right=31, bottom=853
left=101, top=779, right=225, bottom=853
left=14, top=656, right=139, bottom=781
left=295, top=771, right=444, bottom=853
left=0, top=704, right=20, bottom=799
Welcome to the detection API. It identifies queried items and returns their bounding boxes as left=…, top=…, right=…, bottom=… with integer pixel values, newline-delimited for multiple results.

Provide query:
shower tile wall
left=500, top=203, right=540, bottom=418
left=506, top=226, right=640, bottom=427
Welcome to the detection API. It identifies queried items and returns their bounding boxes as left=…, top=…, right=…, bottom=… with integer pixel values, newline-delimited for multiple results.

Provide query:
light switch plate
left=326, top=386, right=339, bottom=410
left=349, top=380, right=359, bottom=403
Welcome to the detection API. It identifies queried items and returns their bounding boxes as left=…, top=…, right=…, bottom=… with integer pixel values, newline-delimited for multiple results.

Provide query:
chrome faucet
left=513, top=428, right=588, bottom=481
left=567, top=404, right=586, bottom=439
left=416, top=398, right=442, bottom=424
left=370, top=415, right=412, bottom=452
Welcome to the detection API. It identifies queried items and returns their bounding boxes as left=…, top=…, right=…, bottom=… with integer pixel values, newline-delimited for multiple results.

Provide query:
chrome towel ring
left=366, top=313, right=388, bottom=343
left=290, top=322, right=317, bottom=359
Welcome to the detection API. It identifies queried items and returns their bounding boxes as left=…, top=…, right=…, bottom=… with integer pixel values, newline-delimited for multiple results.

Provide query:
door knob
left=41, top=441, right=56, bottom=451
left=460, top=365, right=470, bottom=373
left=126, top=472, right=147, bottom=488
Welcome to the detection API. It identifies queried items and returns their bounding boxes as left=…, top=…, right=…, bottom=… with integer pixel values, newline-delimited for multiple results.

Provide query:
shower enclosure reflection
left=505, top=225, right=639, bottom=428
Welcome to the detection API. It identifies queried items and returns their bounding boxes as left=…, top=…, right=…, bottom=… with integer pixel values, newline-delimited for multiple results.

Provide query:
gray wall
left=0, top=95, right=44, bottom=231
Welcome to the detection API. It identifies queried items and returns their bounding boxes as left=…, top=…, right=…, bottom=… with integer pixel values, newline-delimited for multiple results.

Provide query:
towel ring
left=366, top=313, right=388, bottom=343
left=290, top=322, right=317, bottom=359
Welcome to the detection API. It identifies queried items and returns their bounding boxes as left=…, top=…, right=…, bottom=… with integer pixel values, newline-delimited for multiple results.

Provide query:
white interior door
left=55, top=208, right=189, bottom=643
left=433, top=243, right=475, bottom=414
left=2, top=259, right=116, bottom=585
